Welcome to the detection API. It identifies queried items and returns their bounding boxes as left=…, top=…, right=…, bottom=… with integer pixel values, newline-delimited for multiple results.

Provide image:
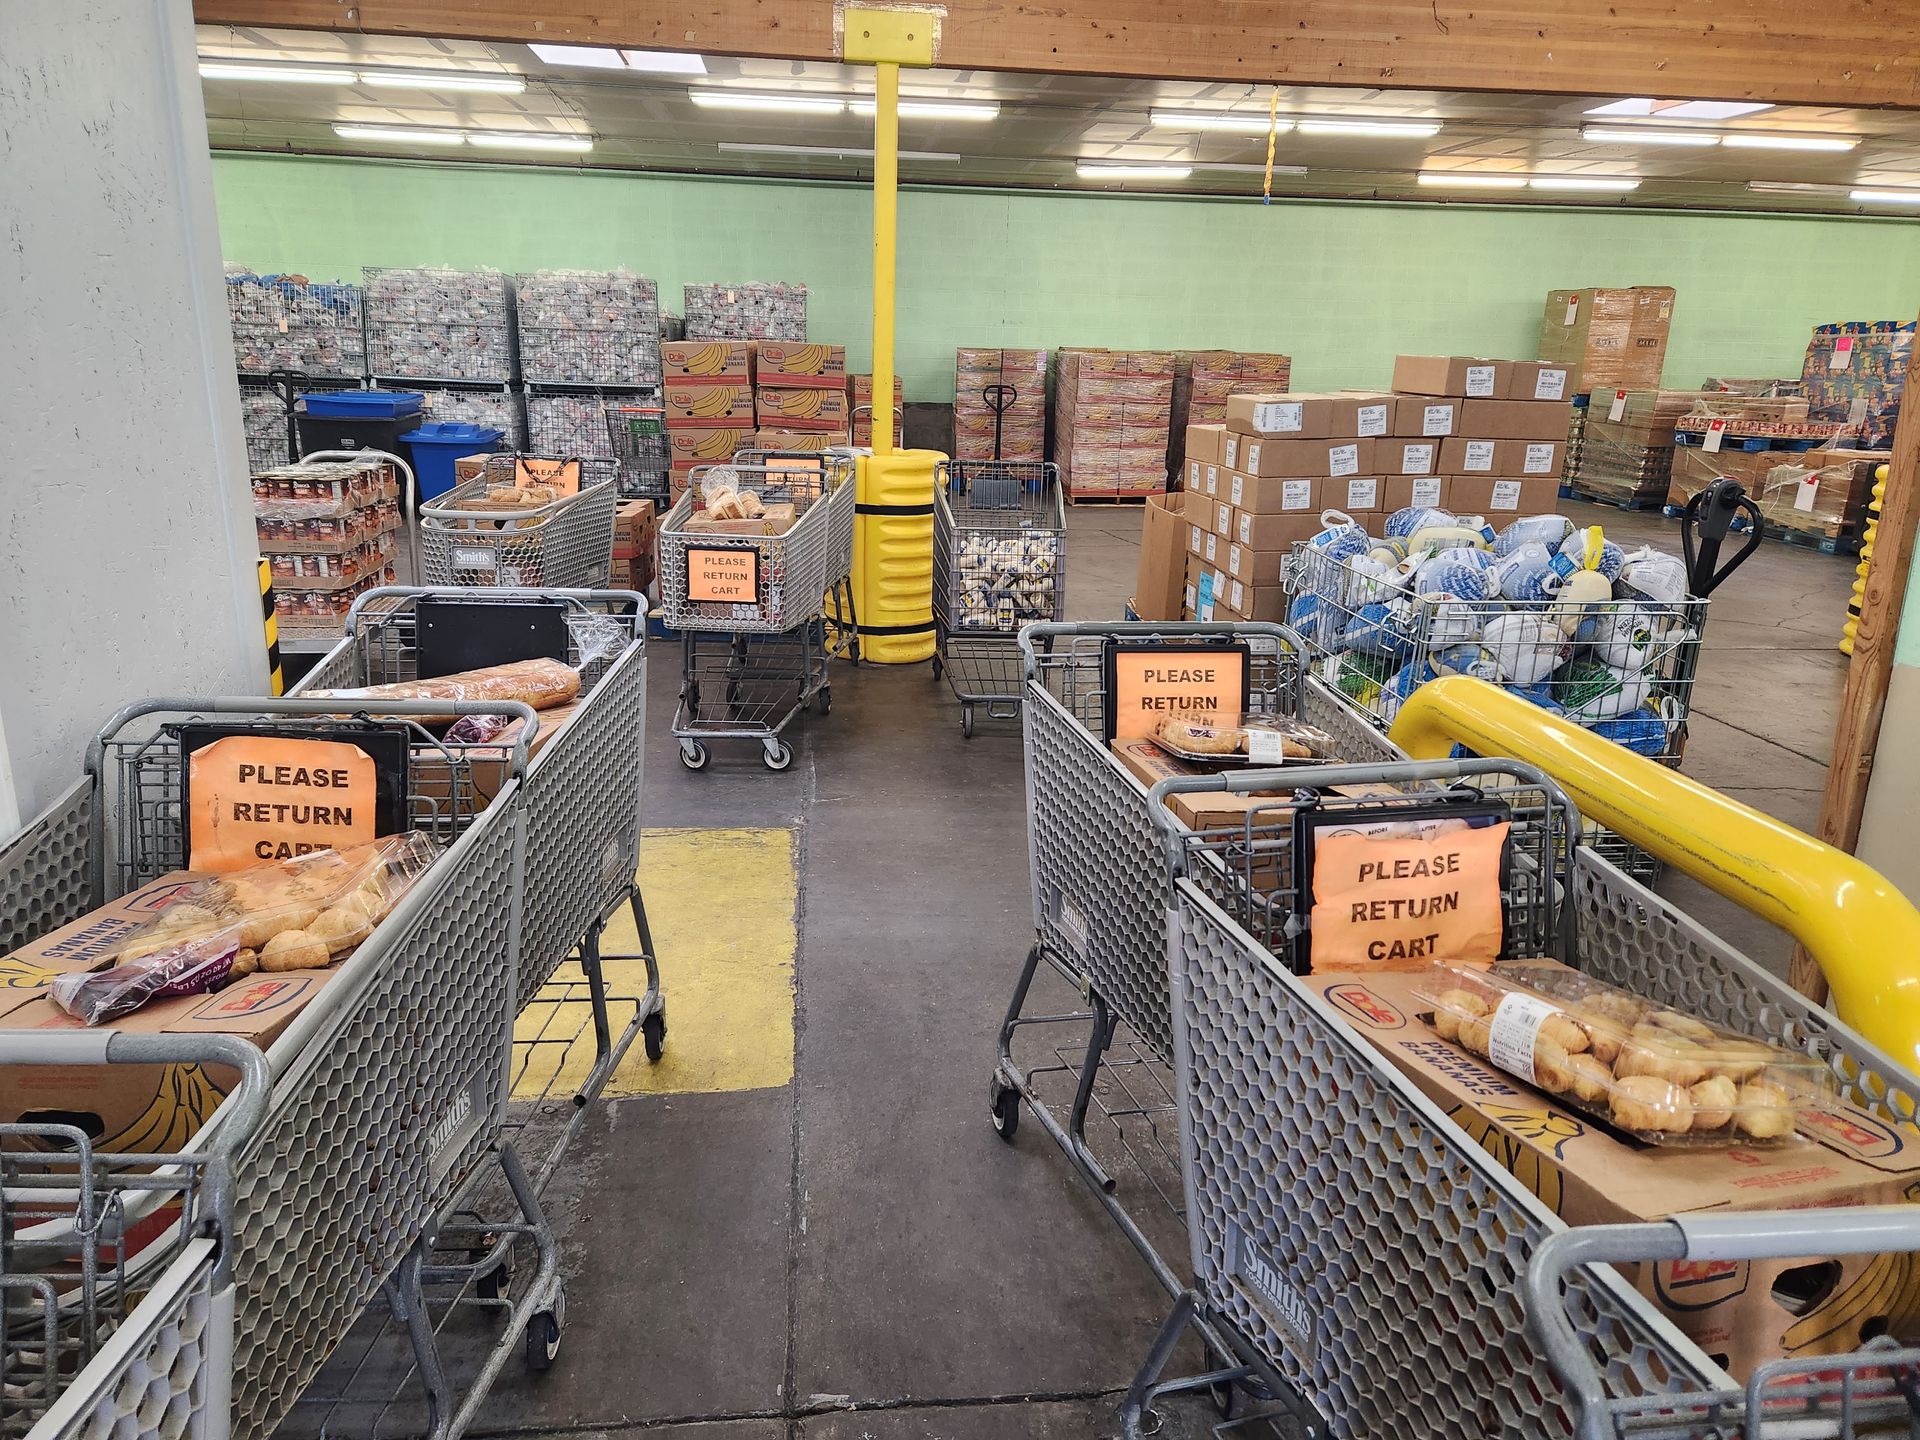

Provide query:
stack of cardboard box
left=849, top=373, right=904, bottom=448
left=661, top=339, right=755, bottom=496
left=954, top=347, right=1047, bottom=460
left=1180, top=390, right=1393, bottom=622
left=1052, top=349, right=1176, bottom=500
left=754, top=341, right=849, bottom=451
left=1167, top=349, right=1292, bottom=480
left=1539, top=286, right=1675, bottom=396
left=610, top=497, right=657, bottom=593
left=1384, top=356, right=1574, bottom=517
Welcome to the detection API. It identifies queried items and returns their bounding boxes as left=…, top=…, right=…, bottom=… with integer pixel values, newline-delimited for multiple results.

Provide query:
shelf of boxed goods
left=252, top=456, right=404, bottom=651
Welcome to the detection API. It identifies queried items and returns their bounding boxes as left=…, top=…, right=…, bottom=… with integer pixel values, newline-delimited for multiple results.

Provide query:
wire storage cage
left=366, top=267, right=514, bottom=384
left=226, top=269, right=367, bottom=379
left=417, top=385, right=526, bottom=449
left=418, top=455, right=619, bottom=590
left=931, top=460, right=1066, bottom=736
left=512, top=269, right=662, bottom=387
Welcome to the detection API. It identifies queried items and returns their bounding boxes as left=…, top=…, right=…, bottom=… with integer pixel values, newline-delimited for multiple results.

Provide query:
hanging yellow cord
left=1263, top=89, right=1280, bottom=204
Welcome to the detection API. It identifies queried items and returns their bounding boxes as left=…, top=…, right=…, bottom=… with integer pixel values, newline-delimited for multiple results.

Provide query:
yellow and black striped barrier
left=258, top=557, right=284, bottom=695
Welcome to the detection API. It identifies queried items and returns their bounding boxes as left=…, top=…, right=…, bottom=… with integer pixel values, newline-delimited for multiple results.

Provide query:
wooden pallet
left=1065, top=489, right=1155, bottom=506
left=1768, top=520, right=1862, bottom=557
left=1673, top=432, right=1827, bottom=453
left=1561, top=483, right=1668, bottom=513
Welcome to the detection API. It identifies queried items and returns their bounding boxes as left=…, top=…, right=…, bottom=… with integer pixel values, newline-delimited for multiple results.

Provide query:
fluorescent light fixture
left=198, top=61, right=357, bottom=84
left=1191, top=162, right=1310, bottom=175
left=1722, top=133, right=1859, bottom=152
left=529, top=43, right=628, bottom=69
left=1851, top=188, right=1920, bottom=205
left=848, top=98, right=1000, bottom=120
left=1075, top=163, right=1193, bottom=180
left=1587, top=96, right=1772, bottom=119
left=621, top=49, right=708, bottom=74
left=358, top=69, right=526, bottom=94
left=688, top=88, right=847, bottom=113
left=1149, top=109, right=1290, bottom=134
left=717, top=141, right=960, bottom=161
left=468, top=132, right=593, bottom=153
left=332, top=124, right=467, bottom=146
left=1417, top=171, right=1527, bottom=189
left=1530, top=175, right=1641, bottom=192
left=1746, top=181, right=1848, bottom=195
left=1581, top=125, right=1720, bottom=147
left=1297, top=117, right=1441, bottom=138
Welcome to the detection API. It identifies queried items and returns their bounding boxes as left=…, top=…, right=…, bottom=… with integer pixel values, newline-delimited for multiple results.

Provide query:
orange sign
left=687, top=545, right=759, bottom=604
left=1107, top=647, right=1247, bottom=741
left=517, top=457, right=582, bottom=496
left=187, top=736, right=377, bottom=872
left=1309, top=822, right=1507, bottom=970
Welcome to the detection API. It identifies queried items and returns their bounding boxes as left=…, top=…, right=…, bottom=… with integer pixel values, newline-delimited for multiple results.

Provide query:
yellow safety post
left=844, top=8, right=940, bottom=663
left=258, top=557, right=284, bottom=696
left=1390, top=675, right=1920, bottom=1070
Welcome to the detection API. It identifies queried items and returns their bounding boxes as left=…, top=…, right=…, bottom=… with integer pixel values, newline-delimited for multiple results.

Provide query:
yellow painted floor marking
left=511, top=826, right=797, bottom=1099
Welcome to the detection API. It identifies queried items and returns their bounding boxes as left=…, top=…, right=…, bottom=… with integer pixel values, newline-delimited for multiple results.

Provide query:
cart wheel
left=477, top=1258, right=511, bottom=1301
left=816, top=685, right=832, bottom=716
left=961, top=707, right=975, bottom=739
left=679, top=742, right=709, bottom=771
left=763, top=741, right=794, bottom=772
left=642, top=1010, right=667, bottom=1063
left=932, top=654, right=944, bottom=680
left=1204, top=1347, right=1238, bottom=1418
left=989, top=1077, right=1020, bottom=1141
left=524, top=1311, right=561, bottom=1373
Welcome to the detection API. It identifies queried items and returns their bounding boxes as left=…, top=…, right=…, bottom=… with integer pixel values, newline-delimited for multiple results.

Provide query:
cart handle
left=1391, top=675, right=1920, bottom=1072
left=298, top=448, right=420, bottom=582
left=1144, top=757, right=1580, bottom=877
left=1525, top=1207, right=1920, bottom=1440
left=343, top=584, right=649, bottom=630
left=1016, top=620, right=1306, bottom=678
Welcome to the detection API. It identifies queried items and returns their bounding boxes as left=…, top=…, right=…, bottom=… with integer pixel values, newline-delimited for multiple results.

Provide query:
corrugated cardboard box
left=1235, top=508, right=1327, bottom=550
left=1133, top=492, right=1190, bottom=622
left=1383, top=475, right=1449, bottom=512
left=1226, top=470, right=1320, bottom=513
left=1448, top=474, right=1562, bottom=515
left=1334, top=475, right=1384, bottom=513
left=1392, top=396, right=1462, bottom=437
left=1238, top=436, right=1374, bottom=480
left=1540, top=287, right=1675, bottom=394
left=1304, top=967, right=1920, bottom=1379
left=1459, top=398, right=1574, bottom=440
left=753, top=342, right=846, bottom=387
left=1226, top=392, right=1390, bottom=440
left=1186, top=423, right=1227, bottom=466
left=1108, top=736, right=1296, bottom=833
left=1440, top=437, right=1565, bottom=477
left=1210, top=498, right=1236, bottom=540
left=668, top=426, right=753, bottom=465
left=1378, top=439, right=1440, bottom=476
left=1391, top=356, right=1511, bottom=399
left=754, top=385, right=850, bottom=431
left=661, top=340, right=753, bottom=382
left=1223, top=539, right=1287, bottom=588
left=1190, top=523, right=1224, bottom=570
left=1507, top=360, right=1582, bottom=402
left=664, top=382, right=754, bottom=426
left=753, top=429, right=836, bottom=454
left=1221, top=577, right=1286, bottom=622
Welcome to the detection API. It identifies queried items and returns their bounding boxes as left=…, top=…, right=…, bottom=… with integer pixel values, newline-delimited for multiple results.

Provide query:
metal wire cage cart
left=418, top=455, right=619, bottom=590
left=604, top=402, right=671, bottom=501
left=931, top=460, right=1066, bottom=737
left=1117, top=751, right=1920, bottom=1439
left=993, top=621, right=1404, bottom=1304
left=657, top=455, right=859, bottom=771
left=1286, top=540, right=1707, bottom=879
left=5, top=1033, right=267, bottom=1440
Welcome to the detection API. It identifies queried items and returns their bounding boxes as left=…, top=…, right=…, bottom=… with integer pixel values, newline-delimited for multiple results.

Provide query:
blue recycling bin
left=399, top=422, right=505, bottom=500
left=296, top=389, right=425, bottom=459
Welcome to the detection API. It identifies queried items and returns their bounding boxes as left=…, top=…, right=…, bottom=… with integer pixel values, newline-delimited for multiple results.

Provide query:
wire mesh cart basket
left=605, top=402, right=670, bottom=501
left=5, top=1033, right=267, bottom=1440
left=1115, top=746, right=1920, bottom=1439
left=994, top=620, right=1404, bottom=1306
left=931, top=460, right=1065, bottom=737
left=656, top=455, right=858, bottom=771
left=418, top=455, right=618, bottom=590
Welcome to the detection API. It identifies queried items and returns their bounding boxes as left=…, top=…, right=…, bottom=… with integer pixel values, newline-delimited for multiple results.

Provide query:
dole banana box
left=755, top=342, right=847, bottom=387
left=668, top=427, right=753, bottom=464
left=661, top=340, right=753, bottom=382
left=665, top=382, right=755, bottom=426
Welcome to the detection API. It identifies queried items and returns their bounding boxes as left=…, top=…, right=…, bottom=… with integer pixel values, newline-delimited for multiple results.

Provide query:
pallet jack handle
left=983, top=383, right=1016, bottom=461
left=1680, top=475, right=1764, bottom=597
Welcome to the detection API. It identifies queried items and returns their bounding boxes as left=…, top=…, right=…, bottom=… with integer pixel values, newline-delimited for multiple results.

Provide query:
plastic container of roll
left=1149, top=713, right=1335, bottom=768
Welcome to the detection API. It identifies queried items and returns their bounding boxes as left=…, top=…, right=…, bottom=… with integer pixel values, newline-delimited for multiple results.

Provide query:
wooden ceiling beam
left=193, top=0, right=1920, bottom=109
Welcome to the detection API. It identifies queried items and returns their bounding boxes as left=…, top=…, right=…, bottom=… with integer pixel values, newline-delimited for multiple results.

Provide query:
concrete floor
left=315, top=497, right=1854, bottom=1439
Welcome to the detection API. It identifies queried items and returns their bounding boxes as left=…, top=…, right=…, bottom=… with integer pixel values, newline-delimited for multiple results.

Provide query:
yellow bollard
left=853, top=449, right=940, bottom=663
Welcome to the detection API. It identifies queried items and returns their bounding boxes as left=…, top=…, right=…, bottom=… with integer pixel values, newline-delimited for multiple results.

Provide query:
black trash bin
left=296, top=389, right=425, bottom=457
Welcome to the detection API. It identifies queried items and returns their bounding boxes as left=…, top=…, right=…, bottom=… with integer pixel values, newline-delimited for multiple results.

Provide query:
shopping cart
left=604, top=402, right=670, bottom=501
left=931, top=460, right=1065, bottom=736
left=995, top=621, right=1404, bottom=1301
left=418, top=455, right=618, bottom=590
left=6, top=1033, right=268, bottom=1440
left=1119, top=724, right=1920, bottom=1436
left=0, top=692, right=534, bottom=1440
left=656, top=455, right=858, bottom=770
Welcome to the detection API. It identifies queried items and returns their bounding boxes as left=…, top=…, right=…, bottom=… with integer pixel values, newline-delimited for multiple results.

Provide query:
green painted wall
left=212, top=153, right=1920, bottom=406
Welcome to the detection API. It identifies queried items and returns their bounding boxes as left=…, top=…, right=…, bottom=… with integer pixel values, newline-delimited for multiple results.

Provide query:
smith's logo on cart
left=426, top=1069, right=489, bottom=1180
left=1050, top=887, right=1090, bottom=959
left=1227, top=1224, right=1317, bottom=1360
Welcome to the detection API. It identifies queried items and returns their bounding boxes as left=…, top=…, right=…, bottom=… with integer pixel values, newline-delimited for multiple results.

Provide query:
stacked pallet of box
left=850, top=373, right=904, bottom=447
left=1539, top=286, right=1675, bottom=396
left=754, top=342, right=850, bottom=449
left=1182, top=391, right=1392, bottom=622
left=1378, top=356, right=1574, bottom=520
left=661, top=339, right=755, bottom=496
left=252, top=455, right=401, bottom=643
left=1668, top=443, right=1884, bottom=553
left=1166, top=350, right=1292, bottom=480
left=1802, top=321, right=1911, bottom=448
left=1051, top=349, right=1176, bottom=501
left=953, top=348, right=1047, bottom=460
left=683, top=282, right=807, bottom=341
left=1563, top=389, right=1696, bottom=508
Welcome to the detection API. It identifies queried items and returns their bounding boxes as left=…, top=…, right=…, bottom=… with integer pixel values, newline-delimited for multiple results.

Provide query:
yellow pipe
left=1390, top=675, right=1920, bottom=1070
left=871, top=60, right=899, bottom=456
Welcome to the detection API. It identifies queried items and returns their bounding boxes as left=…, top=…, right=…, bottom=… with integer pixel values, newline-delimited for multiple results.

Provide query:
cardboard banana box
left=754, top=342, right=846, bottom=387
left=665, top=382, right=755, bottom=426
left=661, top=340, right=752, bottom=382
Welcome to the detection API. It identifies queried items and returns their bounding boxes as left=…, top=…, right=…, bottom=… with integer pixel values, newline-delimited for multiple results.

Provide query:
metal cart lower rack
left=7, top=1033, right=268, bottom=1440
left=931, top=460, right=1065, bottom=737
left=657, top=456, right=859, bottom=770
left=418, top=456, right=618, bottom=590
left=1121, top=734, right=1920, bottom=1439
left=994, top=621, right=1405, bottom=1306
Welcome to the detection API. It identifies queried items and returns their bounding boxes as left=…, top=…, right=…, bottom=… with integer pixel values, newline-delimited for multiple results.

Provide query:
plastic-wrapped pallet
left=1168, top=349, right=1291, bottom=475
left=953, top=347, right=1048, bottom=461
left=366, top=266, right=514, bottom=382
left=1802, top=321, right=1912, bottom=449
left=1564, top=389, right=1697, bottom=507
left=514, top=269, right=662, bottom=386
left=1050, top=349, right=1175, bottom=499
left=226, top=268, right=367, bottom=377
left=683, top=282, right=807, bottom=340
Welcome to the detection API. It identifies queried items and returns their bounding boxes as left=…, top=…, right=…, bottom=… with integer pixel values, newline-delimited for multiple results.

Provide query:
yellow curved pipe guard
left=1390, top=675, right=1920, bottom=1070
